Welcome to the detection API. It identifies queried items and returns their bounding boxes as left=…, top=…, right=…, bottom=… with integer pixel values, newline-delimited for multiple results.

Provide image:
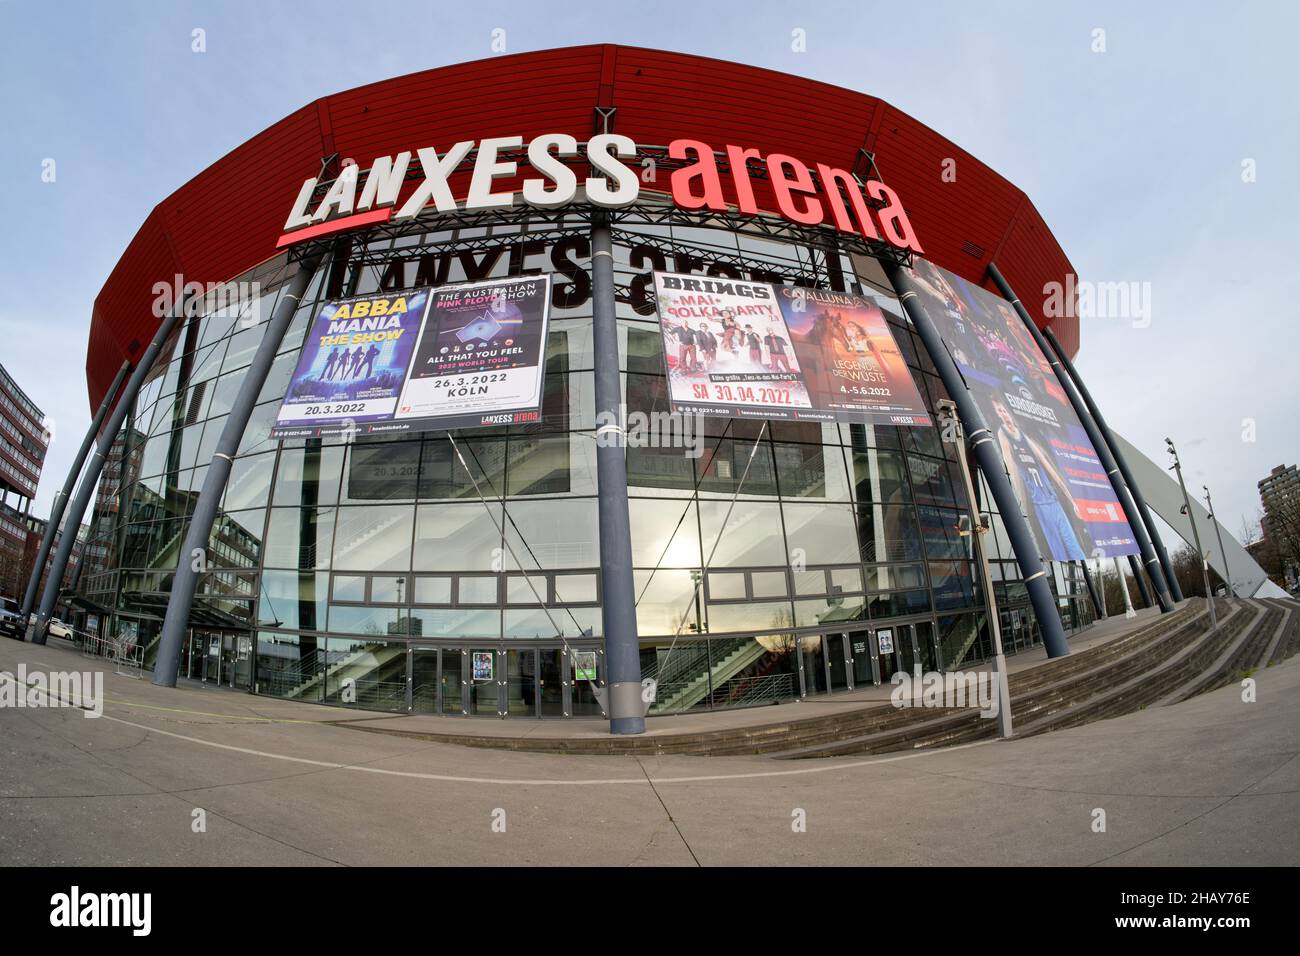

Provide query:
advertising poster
left=272, top=290, right=429, bottom=437
left=472, top=652, right=494, bottom=682
left=394, top=275, right=551, bottom=432
left=652, top=271, right=929, bottom=426
left=271, top=276, right=552, bottom=438
left=906, top=257, right=1139, bottom=561
left=573, top=651, right=597, bottom=681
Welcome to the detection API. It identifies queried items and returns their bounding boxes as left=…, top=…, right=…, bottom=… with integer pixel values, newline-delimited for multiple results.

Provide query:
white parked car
left=47, top=619, right=74, bottom=639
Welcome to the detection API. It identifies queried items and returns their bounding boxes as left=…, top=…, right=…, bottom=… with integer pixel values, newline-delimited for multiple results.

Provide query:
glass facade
left=74, top=209, right=1096, bottom=717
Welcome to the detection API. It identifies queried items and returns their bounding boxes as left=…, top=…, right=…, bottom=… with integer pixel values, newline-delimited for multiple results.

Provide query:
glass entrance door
left=537, top=649, right=564, bottom=717
left=411, top=647, right=438, bottom=714
left=849, top=630, right=877, bottom=686
left=826, top=633, right=852, bottom=691
left=506, top=649, right=535, bottom=717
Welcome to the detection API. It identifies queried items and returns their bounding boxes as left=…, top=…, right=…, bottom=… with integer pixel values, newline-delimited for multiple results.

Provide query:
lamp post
left=1202, top=485, right=1233, bottom=597
left=1166, top=438, right=1216, bottom=627
left=937, top=400, right=1012, bottom=739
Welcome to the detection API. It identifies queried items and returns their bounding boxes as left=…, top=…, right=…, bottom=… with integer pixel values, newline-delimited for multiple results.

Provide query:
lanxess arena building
left=50, top=46, right=1162, bottom=725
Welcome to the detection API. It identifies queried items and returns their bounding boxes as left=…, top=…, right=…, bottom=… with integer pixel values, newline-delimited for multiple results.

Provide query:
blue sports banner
left=907, top=258, right=1140, bottom=561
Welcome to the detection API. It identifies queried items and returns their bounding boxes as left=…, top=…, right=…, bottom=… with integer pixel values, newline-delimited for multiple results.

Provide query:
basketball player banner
left=272, top=275, right=551, bottom=438
left=652, top=271, right=930, bottom=426
left=905, top=257, right=1139, bottom=562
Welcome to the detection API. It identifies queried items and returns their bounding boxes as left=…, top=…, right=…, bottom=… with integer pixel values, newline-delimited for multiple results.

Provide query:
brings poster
left=906, top=257, right=1140, bottom=561
left=652, top=271, right=929, bottom=426
left=271, top=276, right=551, bottom=438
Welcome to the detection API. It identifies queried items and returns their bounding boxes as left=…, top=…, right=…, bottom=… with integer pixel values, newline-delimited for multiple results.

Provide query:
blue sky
left=1, top=0, right=1296, bottom=547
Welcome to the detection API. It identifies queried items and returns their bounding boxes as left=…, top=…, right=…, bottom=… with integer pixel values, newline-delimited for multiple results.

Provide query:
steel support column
left=19, top=360, right=130, bottom=628
left=590, top=214, right=645, bottom=734
left=153, top=254, right=323, bottom=687
left=886, top=261, right=1070, bottom=658
left=1040, top=325, right=1183, bottom=602
left=1128, top=553, right=1153, bottom=608
left=31, top=306, right=191, bottom=643
left=987, top=263, right=1174, bottom=613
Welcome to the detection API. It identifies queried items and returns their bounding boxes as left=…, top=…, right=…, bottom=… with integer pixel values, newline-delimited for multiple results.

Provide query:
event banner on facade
left=271, top=275, right=551, bottom=438
left=652, top=271, right=930, bottom=426
left=906, top=257, right=1140, bottom=561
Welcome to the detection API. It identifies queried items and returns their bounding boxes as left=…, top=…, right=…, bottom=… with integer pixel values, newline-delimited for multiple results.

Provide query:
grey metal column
left=885, top=261, right=1070, bottom=658
left=19, top=360, right=130, bottom=626
left=1127, top=553, right=1153, bottom=608
left=987, top=263, right=1174, bottom=613
left=153, top=253, right=323, bottom=687
left=1041, top=325, right=1184, bottom=602
left=1079, top=561, right=1103, bottom=618
left=590, top=213, right=645, bottom=733
left=31, top=306, right=190, bottom=643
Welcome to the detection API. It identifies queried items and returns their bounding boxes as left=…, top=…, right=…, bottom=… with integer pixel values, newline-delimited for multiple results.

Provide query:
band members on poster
left=990, top=397, right=1088, bottom=561
left=671, top=320, right=698, bottom=373
left=322, top=348, right=342, bottom=381
left=358, top=343, right=380, bottom=379
left=719, top=311, right=740, bottom=353
left=744, top=325, right=763, bottom=364
left=696, top=322, right=718, bottom=371
left=764, top=326, right=792, bottom=372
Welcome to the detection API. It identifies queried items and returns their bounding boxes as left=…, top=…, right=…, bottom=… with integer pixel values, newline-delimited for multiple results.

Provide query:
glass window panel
left=782, top=502, right=858, bottom=566
left=698, top=500, right=786, bottom=567
left=856, top=503, right=923, bottom=562
left=506, top=434, right=597, bottom=496
left=263, top=506, right=335, bottom=570
left=333, top=505, right=413, bottom=572
left=506, top=575, right=547, bottom=605
left=258, top=571, right=328, bottom=630
left=418, top=437, right=507, bottom=500
left=773, top=442, right=851, bottom=500
left=406, top=607, right=501, bottom=639
left=413, top=502, right=502, bottom=571
left=554, top=572, right=597, bottom=604
left=707, top=571, right=746, bottom=600
left=332, top=574, right=366, bottom=602
left=413, top=576, right=452, bottom=605
left=706, top=601, right=794, bottom=634
left=370, top=575, right=411, bottom=604
left=751, top=570, right=789, bottom=598
left=457, top=575, right=499, bottom=605
left=501, top=498, right=599, bottom=569
left=224, top=451, right=276, bottom=511
left=341, top=440, right=421, bottom=503
left=504, top=606, right=600, bottom=640
left=851, top=447, right=911, bottom=504
left=273, top=443, right=345, bottom=507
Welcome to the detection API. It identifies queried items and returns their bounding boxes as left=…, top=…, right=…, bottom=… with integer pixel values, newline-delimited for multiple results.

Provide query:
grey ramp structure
left=1109, top=430, right=1286, bottom=598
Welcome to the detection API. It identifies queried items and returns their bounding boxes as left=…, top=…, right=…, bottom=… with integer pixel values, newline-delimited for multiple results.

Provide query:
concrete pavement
left=0, top=632, right=1296, bottom=866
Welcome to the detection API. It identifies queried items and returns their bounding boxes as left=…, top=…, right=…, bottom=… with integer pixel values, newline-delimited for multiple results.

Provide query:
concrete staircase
left=339, top=598, right=1299, bottom=758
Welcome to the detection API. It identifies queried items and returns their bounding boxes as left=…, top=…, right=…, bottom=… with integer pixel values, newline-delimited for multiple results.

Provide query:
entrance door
left=826, top=633, right=852, bottom=692
left=468, top=647, right=500, bottom=716
left=849, top=630, right=877, bottom=686
left=537, top=649, right=564, bottom=717
left=411, top=647, right=438, bottom=714
left=440, top=648, right=465, bottom=715
left=799, top=635, right=828, bottom=697
left=506, top=648, right=536, bottom=717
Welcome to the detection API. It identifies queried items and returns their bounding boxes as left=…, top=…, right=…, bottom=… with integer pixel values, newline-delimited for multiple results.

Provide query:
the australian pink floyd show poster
left=394, top=274, right=551, bottom=431
left=652, top=271, right=930, bottom=426
left=271, top=276, right=552, bottom=438
left=271, top=290, right=429, bottom=437
left=906, top=256, right=1140, bottom=562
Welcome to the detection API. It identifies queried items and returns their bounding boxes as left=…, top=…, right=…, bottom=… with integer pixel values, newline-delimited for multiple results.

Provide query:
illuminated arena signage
left=279, top=133, right=923, bottom=253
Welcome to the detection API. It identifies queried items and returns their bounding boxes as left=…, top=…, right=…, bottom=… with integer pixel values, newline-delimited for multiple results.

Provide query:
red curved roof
left=87, top=43, right=1079, bottom=411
